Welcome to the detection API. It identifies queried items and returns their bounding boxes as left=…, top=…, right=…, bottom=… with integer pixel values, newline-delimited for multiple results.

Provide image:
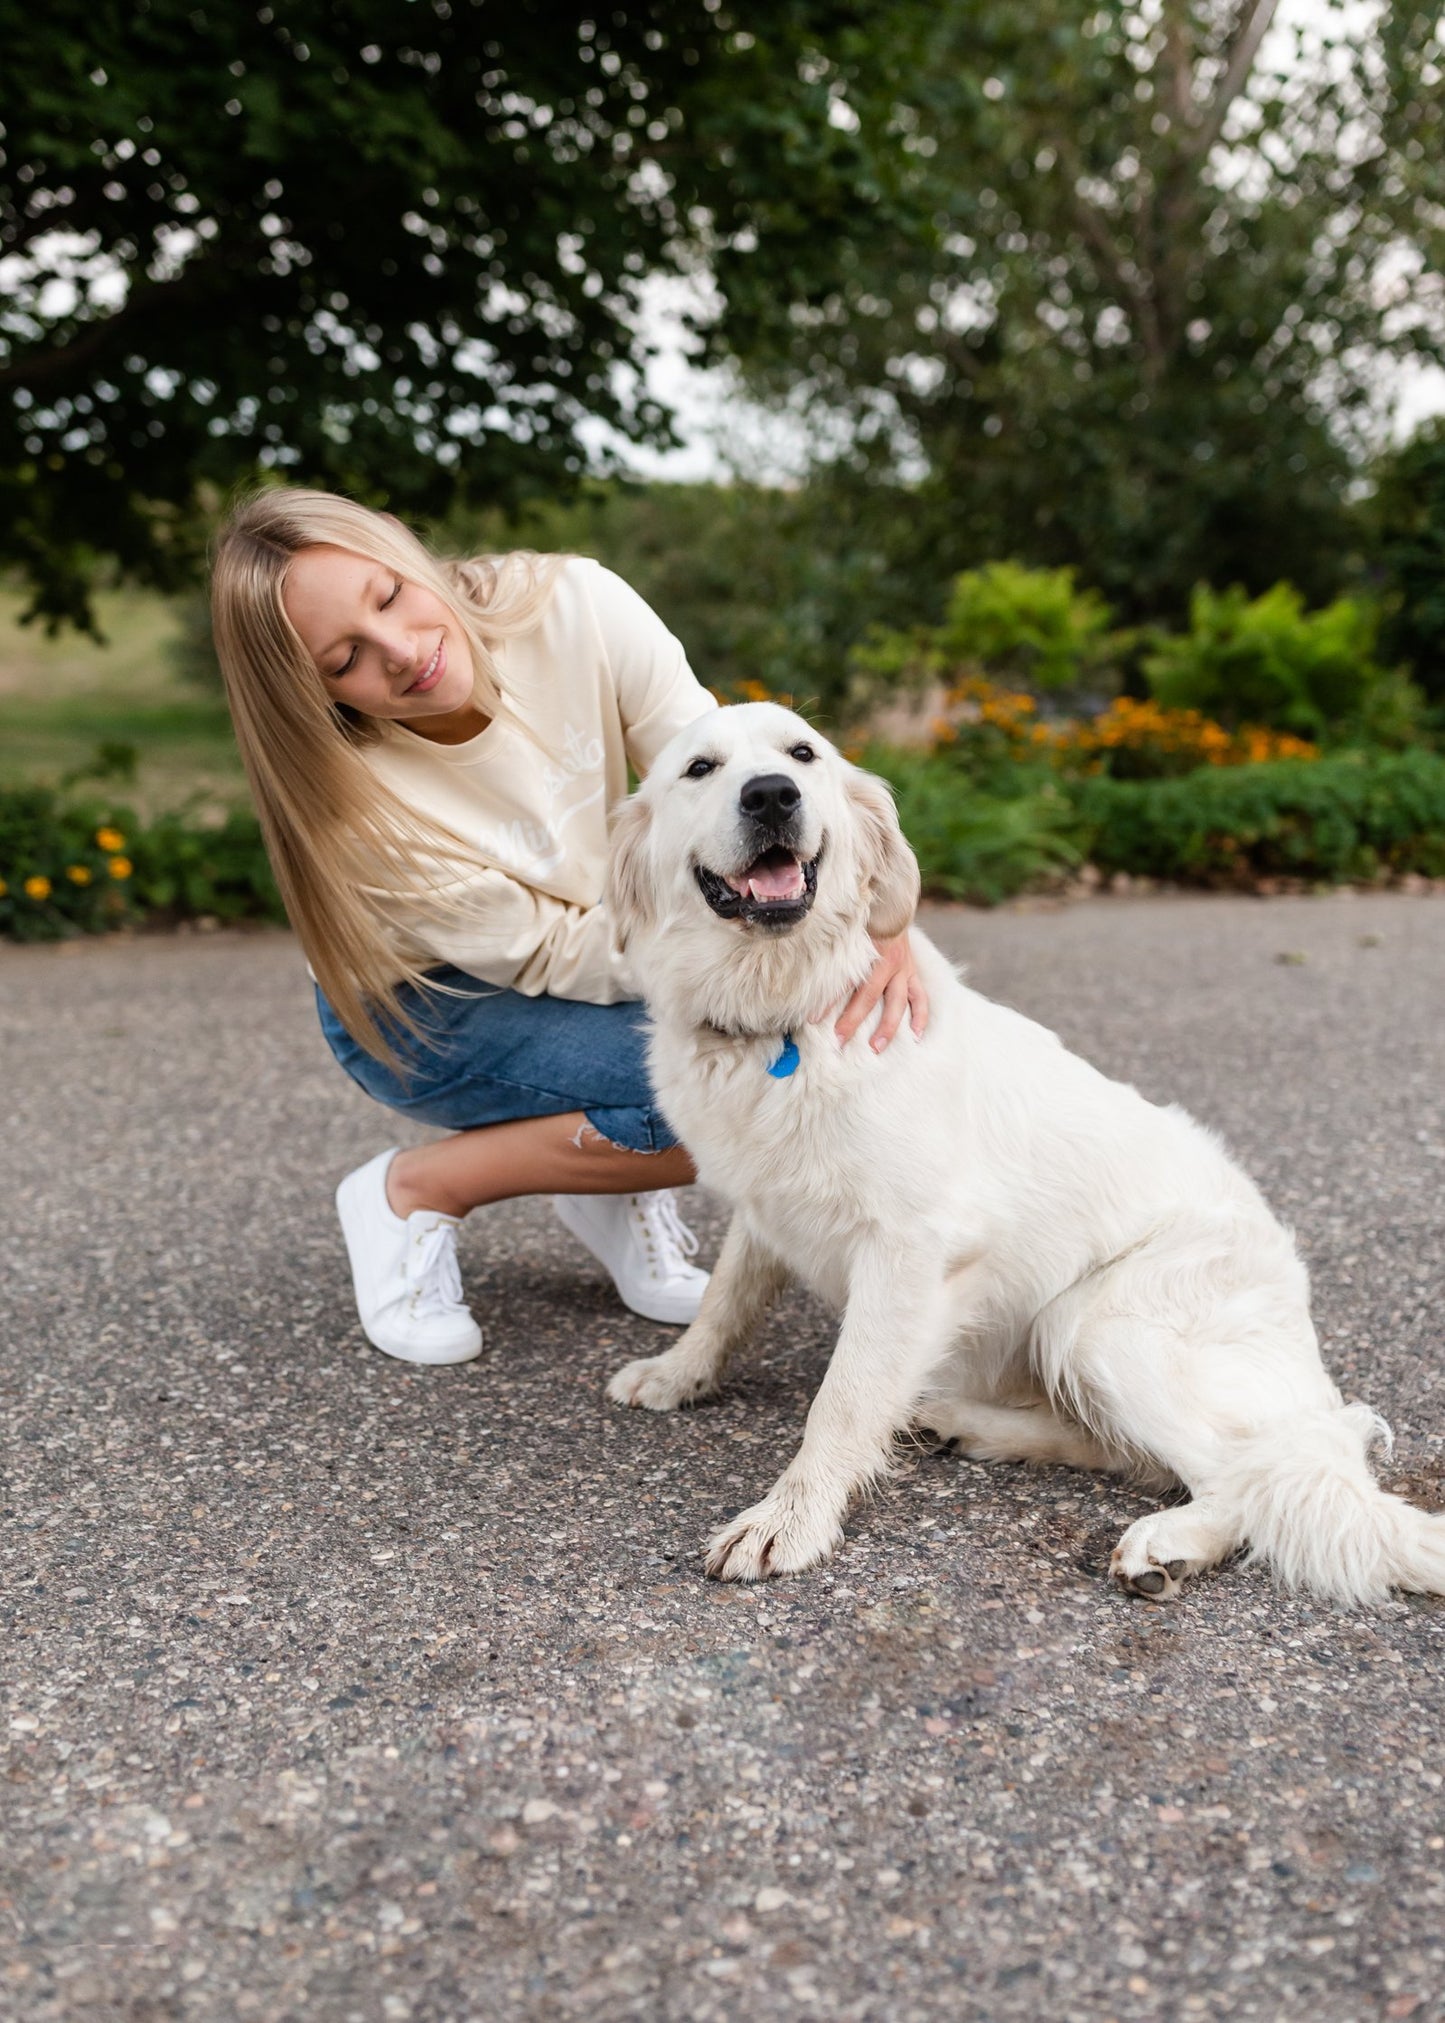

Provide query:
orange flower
left=96, top=826, right=126, bottom=852
left=66, top=864, right=93, bottom=886
left=24, top=875, right=52, bottom=901
left=107, top=857, right=133, bottom=881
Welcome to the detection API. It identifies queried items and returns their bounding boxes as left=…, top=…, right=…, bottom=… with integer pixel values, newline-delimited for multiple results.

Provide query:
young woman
left=209, top=489, right=925, bottom=1367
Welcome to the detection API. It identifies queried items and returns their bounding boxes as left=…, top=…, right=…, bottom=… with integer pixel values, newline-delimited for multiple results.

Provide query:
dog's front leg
left=607, top=1216, right=790, bottom=1411
left=705, top=1240, right=952, bottom=1581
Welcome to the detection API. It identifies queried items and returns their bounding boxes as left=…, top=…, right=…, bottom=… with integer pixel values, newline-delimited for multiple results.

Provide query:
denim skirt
left=315, top=964, right=677, bottom=1153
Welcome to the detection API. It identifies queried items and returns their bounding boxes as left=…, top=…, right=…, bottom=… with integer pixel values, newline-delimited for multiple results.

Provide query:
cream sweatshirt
left=361, top=557, right=717, bottom=1002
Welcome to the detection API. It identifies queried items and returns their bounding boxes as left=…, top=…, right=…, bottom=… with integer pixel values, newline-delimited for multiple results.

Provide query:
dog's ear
left=845, top=765, right=920, bottom=940
left=607, top=792, right=656, bottom=950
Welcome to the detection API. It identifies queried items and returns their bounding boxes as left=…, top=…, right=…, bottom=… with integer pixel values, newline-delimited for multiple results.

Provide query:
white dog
left=604, top=702, right=1445, bottom=1606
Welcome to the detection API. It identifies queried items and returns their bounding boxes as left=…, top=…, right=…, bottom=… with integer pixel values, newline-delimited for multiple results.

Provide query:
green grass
left=0, top=587, right=247, bottom=814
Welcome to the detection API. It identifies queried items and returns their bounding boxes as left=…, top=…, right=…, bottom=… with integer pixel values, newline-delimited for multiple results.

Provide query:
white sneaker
left=551, top=1190, right=709, bottom=1325
left=335, top=1149, right=483, bottom=1366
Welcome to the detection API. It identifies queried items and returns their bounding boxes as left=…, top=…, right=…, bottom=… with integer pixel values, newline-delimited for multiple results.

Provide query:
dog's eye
left=789, top=743, right=816, bottom=764
left=683, top=756, right=717, bottom=780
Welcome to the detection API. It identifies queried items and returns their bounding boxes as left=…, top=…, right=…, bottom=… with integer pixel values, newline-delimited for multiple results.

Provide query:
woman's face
left=282, top=543, right=478, bottom=730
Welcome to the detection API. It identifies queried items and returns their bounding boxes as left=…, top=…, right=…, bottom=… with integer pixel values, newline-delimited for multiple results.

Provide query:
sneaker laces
left=630, top=1191, right=701, bottom=1281
left=404, top=1216, right=465, bottom=1319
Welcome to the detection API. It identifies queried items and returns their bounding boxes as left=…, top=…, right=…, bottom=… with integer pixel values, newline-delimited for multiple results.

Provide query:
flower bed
left=0, top=786, right=282, bottom=942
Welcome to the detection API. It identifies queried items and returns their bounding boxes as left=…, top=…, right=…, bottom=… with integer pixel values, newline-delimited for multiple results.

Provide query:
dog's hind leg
left=607, top=1217, right=789, bottom=1412
left=920, top=1396, right=1119, bottom=1474
left=706, top=1239, right=960, bottom=1581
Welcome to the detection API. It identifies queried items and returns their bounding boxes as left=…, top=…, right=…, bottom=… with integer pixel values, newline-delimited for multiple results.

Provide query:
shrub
left=1072, top=749, right=1445, bottom=886
left=0, top=785, right=283, bottom=942
left=852, top=560, right=1120, bottom=707
left=1143, top=584, right=1395, bottom=741
left=128, top=804, right=284, bottom=922
left=861, top=744, right=1083, bottom=903
left=0, top=788, right=136, bottom=942
left=935, top=561, right=1116, bottom=692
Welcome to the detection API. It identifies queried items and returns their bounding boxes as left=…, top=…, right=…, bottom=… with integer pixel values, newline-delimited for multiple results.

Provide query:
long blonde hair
left=210, top=487, right=560, bottom=1062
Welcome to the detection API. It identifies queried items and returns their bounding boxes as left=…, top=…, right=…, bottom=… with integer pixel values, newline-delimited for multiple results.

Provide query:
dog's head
left=609, top=704, right=919, bottom=995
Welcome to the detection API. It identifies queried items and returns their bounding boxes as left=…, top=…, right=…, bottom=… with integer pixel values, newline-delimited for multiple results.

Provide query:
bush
left=861, top=744, right=1083, bottom=902
left=851, top=560, right=1121, bottom=708
left=935, top=561, right=1116, bottom=693
left=0, top=789, right=136, bottom=941
left=1143, top=584, right=1398, bottom=741
left=128, top=804, right=284, bottom=922
left=0, top=784, right=283, bottom=942
left=1072, top=750, right=1445, bottom=886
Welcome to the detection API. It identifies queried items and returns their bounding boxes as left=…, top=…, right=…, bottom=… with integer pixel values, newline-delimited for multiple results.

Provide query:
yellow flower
left=0, top=877, right=7, bottom=897
left=96, top=826, right=126, bottom=852
left=66, top=864, right=93, bottom=886
left=24, top=875, right=52, bottom=901
left=107, top=856, right=133, bottom=881
left=738, top=678, right=771, bottom=703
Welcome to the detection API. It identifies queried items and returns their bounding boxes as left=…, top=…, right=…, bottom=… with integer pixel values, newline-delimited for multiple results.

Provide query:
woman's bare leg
left=386, top=1113, right=696, bottom=1220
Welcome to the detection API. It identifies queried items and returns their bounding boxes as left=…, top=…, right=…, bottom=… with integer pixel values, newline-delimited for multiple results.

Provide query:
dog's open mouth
left=695, top=845, right=820, bottom=927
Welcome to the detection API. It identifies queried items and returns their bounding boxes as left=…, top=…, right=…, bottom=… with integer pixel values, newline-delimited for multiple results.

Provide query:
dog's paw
left=1110, top=1504, right=1237, bottom=1600
left=1109, top=1542, right=1189, bottom=1601
left=704, top=1489, right=843, bottom=1582
left=606, top=1353, right=716, bottom=1412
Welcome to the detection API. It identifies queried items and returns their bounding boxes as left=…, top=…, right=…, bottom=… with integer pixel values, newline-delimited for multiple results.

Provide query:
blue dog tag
left=768, top=1033, right=800, bottom=1079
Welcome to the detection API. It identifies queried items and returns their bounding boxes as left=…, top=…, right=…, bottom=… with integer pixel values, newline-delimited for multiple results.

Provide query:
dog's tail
left=1214, top=1402, right=1445, bottom=1606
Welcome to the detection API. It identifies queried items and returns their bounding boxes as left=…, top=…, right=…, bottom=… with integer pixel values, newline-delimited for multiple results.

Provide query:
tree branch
left=0, top=267, right=216, bottom=392
left=1186, top=0, right=1281, bottom=160
left=1160, top=1, right=1197, bottom=129
left=1051, top=135, right=1170, bottom=379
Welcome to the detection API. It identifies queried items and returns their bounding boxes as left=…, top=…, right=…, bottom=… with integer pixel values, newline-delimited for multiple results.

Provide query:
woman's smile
left=406, top=635, right=446, bottom=695
left=281, top=543, right=485, bottom=740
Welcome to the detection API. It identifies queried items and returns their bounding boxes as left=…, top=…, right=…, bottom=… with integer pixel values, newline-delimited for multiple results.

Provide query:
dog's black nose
left=739, top=773, right=802, bottom=826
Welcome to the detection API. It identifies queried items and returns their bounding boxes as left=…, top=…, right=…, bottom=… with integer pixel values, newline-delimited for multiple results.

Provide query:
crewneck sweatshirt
left=361, top=557, right=716, bottom=1002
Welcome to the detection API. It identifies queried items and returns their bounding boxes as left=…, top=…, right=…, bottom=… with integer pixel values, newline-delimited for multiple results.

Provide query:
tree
left=0, top=0, right=926, bottom=626
left=1371, top=418, right=1445, bottom=701
left=730, top=1, right=1445, bottom=620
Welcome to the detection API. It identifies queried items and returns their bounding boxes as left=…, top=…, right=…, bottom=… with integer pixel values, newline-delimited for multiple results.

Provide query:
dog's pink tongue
left=746, top=858, right=804, bottom=902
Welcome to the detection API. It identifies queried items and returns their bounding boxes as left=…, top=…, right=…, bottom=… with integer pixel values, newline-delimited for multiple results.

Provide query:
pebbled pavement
left=4, top=892, right=1444, bottom=2023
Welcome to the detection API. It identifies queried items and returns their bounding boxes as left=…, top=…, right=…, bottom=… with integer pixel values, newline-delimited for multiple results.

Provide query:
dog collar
left=768, top=1033, right=800, bottom=1079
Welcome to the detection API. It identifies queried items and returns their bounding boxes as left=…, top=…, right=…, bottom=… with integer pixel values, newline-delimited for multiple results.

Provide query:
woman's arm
left=374, top=863, right=639, bottom=1003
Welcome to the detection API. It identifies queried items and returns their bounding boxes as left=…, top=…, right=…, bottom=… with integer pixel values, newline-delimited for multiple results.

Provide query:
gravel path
left=5, top=892, right=1445, bottom=2022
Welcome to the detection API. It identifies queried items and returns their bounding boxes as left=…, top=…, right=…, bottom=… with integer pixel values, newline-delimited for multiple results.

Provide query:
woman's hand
left=828, top=932, right=930, bottom=1052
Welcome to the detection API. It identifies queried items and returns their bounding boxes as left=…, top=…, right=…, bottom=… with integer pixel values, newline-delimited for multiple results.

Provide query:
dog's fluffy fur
left=605, top=702, right=1445, bottom=1604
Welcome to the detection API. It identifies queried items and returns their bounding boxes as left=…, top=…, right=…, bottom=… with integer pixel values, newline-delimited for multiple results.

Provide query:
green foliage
left=0, top=788, right=132, bottom=941
left=1143, top=585, right=1397, bottom=742
left=128, top=806, right=283, bottom=923
left=1, top=3, right=929, bottom=629
left=936, top=563, right=1115, bottom=692
left=852, top=560, right=1119, bottom=705
left=0, top=782, right=281, bottom=942
left=444, top=477, right=934, bottom=722
left=1371, top=419, right=1445, bottom=702
left=1073, top=751, right=1445, bottom=886
left=861, top=744, right=1081, bottom=902
left=731, top=2, right=1445, bottom=622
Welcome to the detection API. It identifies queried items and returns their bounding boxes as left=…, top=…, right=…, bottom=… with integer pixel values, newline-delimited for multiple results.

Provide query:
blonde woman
left=209, top=489, right=925, bottom=1367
